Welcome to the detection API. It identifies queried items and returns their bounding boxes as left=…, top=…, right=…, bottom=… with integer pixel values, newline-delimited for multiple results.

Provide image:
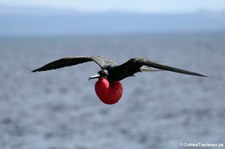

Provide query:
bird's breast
left=95, top=77, right=123, bottom=105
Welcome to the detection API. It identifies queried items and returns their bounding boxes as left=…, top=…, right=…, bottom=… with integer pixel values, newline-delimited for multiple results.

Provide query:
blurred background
left=0, top=0, right=225, bottom=149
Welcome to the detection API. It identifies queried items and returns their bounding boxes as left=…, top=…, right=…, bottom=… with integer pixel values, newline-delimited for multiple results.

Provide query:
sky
left=1, top=0, right=225, bottom=13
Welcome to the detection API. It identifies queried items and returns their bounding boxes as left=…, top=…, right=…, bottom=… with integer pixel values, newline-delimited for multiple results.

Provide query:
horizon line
left=0, top=4, right=225, bottom=15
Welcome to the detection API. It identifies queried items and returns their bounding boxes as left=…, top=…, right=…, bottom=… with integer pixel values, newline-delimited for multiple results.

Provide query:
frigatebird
left=32, top=56, right=206, bottom=104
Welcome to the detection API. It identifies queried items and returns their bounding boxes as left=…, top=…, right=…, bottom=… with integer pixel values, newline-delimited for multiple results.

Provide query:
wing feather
left=32, top=56, right=115, bottom=72
left=111, top=57, right=207, bottom=81
left=139, top=58, right=207, bottom=77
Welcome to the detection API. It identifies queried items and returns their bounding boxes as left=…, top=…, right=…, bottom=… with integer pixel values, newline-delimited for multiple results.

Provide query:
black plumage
left=32, top=56, right=207, bottom=81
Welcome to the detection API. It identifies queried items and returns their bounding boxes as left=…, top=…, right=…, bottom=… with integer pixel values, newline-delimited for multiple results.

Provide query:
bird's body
left=32, top=56, right=206, bottom=104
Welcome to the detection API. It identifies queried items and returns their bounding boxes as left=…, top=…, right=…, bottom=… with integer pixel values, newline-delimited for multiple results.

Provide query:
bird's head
left=89, top=69, right=109, bottom=80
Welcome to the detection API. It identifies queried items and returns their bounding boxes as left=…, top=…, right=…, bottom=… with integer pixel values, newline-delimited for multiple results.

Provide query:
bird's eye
left=99, top=70, right=108, bottom=76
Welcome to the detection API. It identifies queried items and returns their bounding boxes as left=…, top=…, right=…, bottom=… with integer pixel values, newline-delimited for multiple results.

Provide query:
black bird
left=32, top=56, right=207, bottom=104
left=32, top=56, right=206, bottom=79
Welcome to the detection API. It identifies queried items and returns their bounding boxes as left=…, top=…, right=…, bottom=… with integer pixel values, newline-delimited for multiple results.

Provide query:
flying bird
left=32, top=56, right=207, bottom=105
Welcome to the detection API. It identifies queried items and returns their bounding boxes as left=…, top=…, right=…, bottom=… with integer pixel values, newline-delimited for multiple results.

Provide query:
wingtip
left=202, top=74, right=209, bottom=78
left=196, top=73, right=208, bottom=78
left=31, top=66, right=48, bottom=72
left=31, top=69, right=39, bottom=72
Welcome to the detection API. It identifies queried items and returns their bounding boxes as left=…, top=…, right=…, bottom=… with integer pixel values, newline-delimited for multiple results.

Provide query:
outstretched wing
left=111, top=57, right=207, bottom=81
left=32, top=56, right=116, bottom=72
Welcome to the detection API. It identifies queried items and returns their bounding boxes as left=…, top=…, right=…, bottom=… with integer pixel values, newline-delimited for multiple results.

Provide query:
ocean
left=0, top=32, right=225, bottom=149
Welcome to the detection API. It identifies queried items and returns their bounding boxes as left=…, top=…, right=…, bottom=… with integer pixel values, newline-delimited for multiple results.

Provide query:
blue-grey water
left=0, top=33, right=225, bottom=149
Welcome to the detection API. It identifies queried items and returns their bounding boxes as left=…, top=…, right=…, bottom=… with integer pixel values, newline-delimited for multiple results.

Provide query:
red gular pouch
left=95, top=77, right=123, bottom=105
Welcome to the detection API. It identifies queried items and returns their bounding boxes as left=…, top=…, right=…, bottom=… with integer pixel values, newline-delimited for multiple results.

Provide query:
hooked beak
left=88, top=74, right=100, bottom=81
